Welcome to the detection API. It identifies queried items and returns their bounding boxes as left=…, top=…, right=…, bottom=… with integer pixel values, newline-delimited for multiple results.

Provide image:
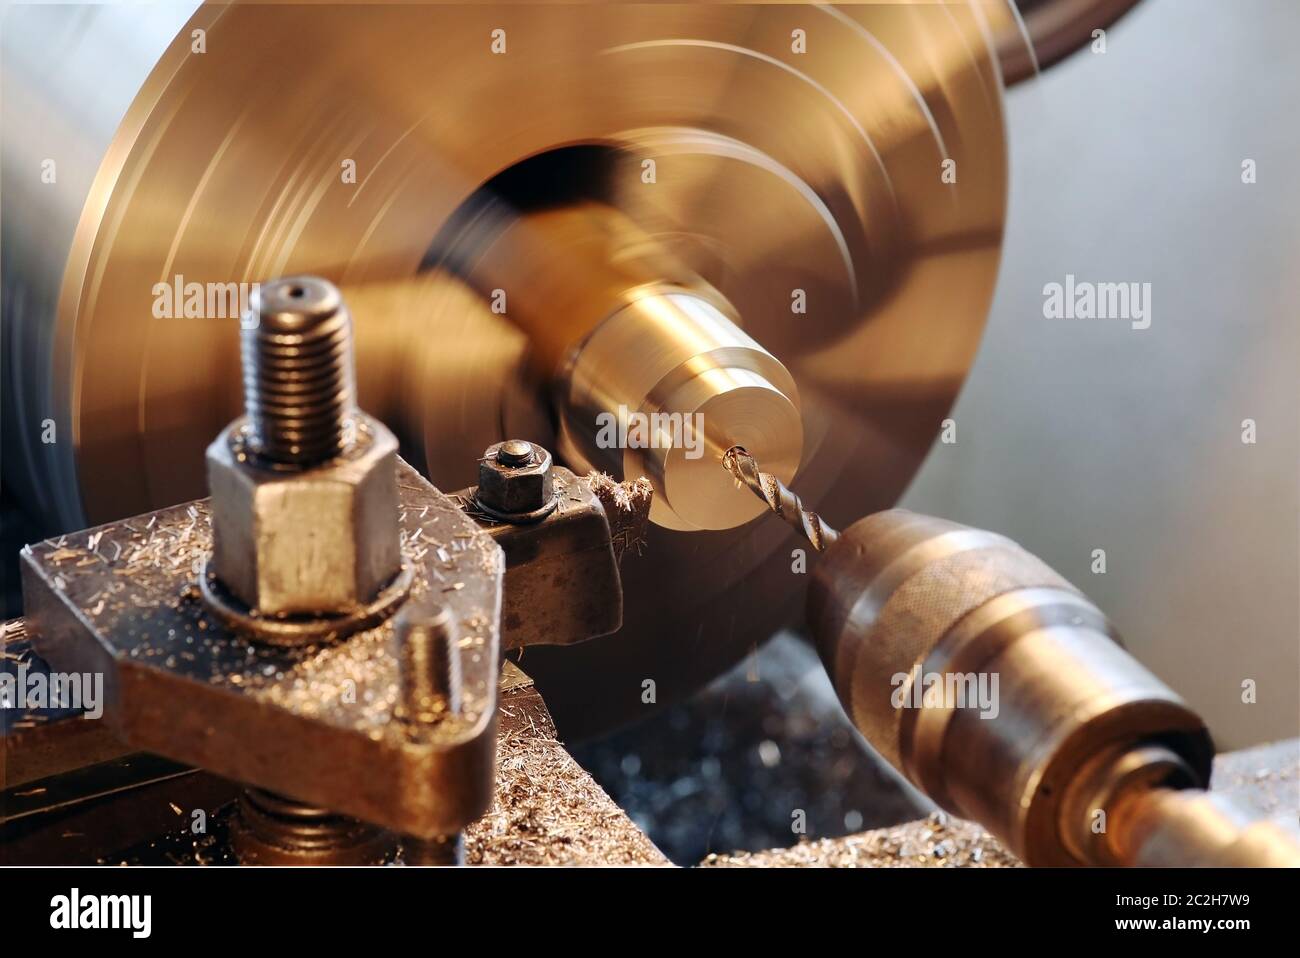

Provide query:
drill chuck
left=807, top=509, right=1220, bottom=866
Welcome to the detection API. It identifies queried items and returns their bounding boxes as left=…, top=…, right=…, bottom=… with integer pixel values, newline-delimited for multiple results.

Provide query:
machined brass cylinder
left=558, top=290, right=802, bottom=531
left=453, top=201, right=803, bottom=531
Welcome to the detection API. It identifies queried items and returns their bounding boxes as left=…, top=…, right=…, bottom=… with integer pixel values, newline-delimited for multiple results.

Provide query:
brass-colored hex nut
left=207, top=416, right=402, bottom=617
left=476, top=441, right=555, bottom=518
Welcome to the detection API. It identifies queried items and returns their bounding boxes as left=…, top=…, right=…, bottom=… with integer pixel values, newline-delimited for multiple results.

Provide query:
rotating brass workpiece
left=3, top=1, right=1012, bottom=733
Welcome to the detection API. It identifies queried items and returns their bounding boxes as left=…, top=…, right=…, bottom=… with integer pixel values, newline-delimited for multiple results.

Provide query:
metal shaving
left=699, top=811, right=1021, bottom=868
left=466, top=695, right=668, bottom=866
left=586, top=472, right=653, bottom=561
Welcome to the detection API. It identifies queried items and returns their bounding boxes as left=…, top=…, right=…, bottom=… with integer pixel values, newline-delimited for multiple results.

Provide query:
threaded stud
left=241, top=276, right=356, bottom=466
left=394, top=603, right=461, bottom=724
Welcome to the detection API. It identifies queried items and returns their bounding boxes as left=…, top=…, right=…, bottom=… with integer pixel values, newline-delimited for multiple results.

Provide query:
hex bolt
left=475, top=439, right=556, bottom=520
left=394, top=603, right=461, bottom=724
left=206, top=273, right=405, bottom=629
left=242, top=276, right=356, bottom=466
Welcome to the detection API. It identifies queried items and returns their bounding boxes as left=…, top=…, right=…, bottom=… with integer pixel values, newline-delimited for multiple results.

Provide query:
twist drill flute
left=722, top=446, right=838, bottom=552
left=724, top=447, right=1300, bottom=867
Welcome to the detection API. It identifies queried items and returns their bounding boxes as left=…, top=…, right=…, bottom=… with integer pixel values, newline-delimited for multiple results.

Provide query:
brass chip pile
left=698, top=811, right=1021, bottom=868
left=465, top=698, right=668, bottom=866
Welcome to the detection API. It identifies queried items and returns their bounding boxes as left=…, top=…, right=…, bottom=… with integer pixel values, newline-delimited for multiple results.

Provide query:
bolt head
left=207, top=415, right=401, bottom=616
left=477, top=441, right=554, bottom=516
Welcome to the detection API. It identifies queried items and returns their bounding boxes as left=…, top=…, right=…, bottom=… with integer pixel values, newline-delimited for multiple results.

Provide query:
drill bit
left=722, top=446, right=839, bottom=552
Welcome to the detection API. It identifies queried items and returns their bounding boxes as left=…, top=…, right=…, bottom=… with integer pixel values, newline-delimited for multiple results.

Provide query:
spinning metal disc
left=2, top=2, right=1010, bottom=735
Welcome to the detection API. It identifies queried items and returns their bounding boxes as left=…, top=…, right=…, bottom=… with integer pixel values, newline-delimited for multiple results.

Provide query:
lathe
left=2, top=0, right=1296, bottom=870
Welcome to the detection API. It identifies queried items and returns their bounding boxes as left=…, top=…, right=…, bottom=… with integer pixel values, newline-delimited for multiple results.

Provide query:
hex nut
left=207, top=416, right=402, bottom=617
left=476, top=441, right=555, bottom=518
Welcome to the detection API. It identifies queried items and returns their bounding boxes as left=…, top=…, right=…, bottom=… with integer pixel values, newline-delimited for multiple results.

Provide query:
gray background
left=903, top=0, right=1299, bottom=747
